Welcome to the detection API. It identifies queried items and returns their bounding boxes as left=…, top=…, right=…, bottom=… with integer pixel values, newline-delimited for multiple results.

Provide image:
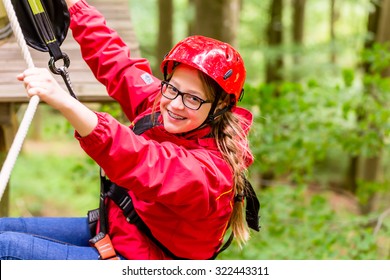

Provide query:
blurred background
left=1, top=0, right=390, bottom=259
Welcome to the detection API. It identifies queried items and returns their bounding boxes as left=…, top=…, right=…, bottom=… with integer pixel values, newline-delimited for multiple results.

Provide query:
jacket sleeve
left=76, top=112, right=233, bottom=218
left=68, top=0, right=161, bottom=121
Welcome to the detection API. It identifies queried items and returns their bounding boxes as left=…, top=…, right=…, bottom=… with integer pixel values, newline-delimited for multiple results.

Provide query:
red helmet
left=160, top=35, right=246, bottom=104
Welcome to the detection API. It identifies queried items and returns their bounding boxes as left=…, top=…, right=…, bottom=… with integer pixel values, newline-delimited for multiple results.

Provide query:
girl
left=0, top=0, right=258, bottom=260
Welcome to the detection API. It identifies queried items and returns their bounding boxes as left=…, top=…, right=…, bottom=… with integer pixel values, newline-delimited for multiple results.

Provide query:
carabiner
left=48, top=53, right=71, bottom=75
left=48, top=53, right=77, bottom=99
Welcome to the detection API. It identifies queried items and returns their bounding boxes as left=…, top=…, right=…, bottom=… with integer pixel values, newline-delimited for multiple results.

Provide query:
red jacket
left=69, top=0, right=253, bottom=260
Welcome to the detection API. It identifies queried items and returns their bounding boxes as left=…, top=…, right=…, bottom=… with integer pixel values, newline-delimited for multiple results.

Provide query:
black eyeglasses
left=160, top=81, right=211, bottom=110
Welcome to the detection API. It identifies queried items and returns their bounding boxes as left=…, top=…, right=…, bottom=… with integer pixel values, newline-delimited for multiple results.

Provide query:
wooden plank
left=0, top=0, right=141, bottom=103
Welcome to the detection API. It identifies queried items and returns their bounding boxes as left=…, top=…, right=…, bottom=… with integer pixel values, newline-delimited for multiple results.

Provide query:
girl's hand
left=17, top=67, right=71, bottom=110
left=17, top=67, right=98, bottom=137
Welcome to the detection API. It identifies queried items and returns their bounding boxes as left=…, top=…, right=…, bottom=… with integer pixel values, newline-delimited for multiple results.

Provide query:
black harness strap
left=86, top=170, right=119, bottom=260
left=132, top=113, right=161, bottom=135
left=106, top=183, right=187, bottom=260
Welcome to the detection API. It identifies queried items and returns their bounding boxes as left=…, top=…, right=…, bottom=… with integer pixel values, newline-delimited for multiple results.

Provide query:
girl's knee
left=0, top=231, right=19, bottom=243
left=0, top=232, right=27, bottom=260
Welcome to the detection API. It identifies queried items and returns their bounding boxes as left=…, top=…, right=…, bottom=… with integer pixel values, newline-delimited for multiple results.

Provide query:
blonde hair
left=199, top=72, right=252, bottom=247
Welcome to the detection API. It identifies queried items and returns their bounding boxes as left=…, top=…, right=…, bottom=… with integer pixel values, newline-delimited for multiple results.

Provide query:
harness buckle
left=87, top=208, right=100, bottom=237
left=89, top=232, right=120, bottom=260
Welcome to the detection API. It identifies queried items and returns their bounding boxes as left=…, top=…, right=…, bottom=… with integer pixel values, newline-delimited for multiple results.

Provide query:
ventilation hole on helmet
left=225, top=47, right=234, bottom=60
left=224, top=69, right=233, bottom=80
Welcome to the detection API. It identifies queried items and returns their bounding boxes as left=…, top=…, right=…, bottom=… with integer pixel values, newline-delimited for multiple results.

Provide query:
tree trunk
left=344, top=156, right=359, bottom=193
left=344, top=0, right=390, bottom=214
left=359, top=157, right=381, bottom=214
left=156, top=0, right=173, bottom=79
left=193, top=0, right=240, bottom=46
left=360, top=0, right=390, bottom=214
left=377, top=0, right=390, bottom=76
left=364, top=0, right=381, bottom=52
left=344, top=0, right=381, bottom=195
left=187, top=0, right=195, bottom=36
left=292, top=0, right=305, bottom=47
left=291, top=0, right=306, bottom=81
left=329, top=0, right=337, bottom=64
left=265, top=0, right=284, bottom=83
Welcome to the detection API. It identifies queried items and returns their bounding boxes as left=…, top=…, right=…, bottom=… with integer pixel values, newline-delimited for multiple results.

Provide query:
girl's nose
left=170, top=94, right=185, bottom=109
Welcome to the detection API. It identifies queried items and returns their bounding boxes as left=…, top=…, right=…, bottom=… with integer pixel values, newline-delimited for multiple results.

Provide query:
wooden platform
left=0, top=0, right=141, bottom=103
left=0, top=0, right=141, bottom=216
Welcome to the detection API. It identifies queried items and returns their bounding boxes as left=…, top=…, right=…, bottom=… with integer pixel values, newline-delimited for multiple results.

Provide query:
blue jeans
left=0, top=217, right=101, bottom=260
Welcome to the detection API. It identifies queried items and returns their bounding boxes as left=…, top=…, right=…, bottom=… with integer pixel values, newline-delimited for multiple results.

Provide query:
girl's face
left=160, top=65, right=212, bottom=134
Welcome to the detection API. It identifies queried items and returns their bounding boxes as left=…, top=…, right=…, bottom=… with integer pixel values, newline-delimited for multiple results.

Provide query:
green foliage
left=243, top=79, right=345, bottom=182
left=220, top=185, right=387, bottom=260
left=362, top=43, right=390, bottom=74
left=241, top=41, right=390, bottom=189
left=10, top=153, right=99, bottom=217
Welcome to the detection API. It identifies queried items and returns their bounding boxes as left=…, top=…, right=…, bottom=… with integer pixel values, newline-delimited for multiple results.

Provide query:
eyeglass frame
left=160, top=81, right=212, bottom=110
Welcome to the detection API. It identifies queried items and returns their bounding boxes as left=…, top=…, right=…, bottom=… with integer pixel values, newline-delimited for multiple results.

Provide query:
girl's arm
left=67, top=0, right=160, bottom=121
left=17, top=67, right=98, bottom=137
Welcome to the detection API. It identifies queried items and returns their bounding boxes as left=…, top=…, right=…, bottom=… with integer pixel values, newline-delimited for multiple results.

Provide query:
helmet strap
left=163, top=63, right=168, bottom=81
left=206, top=104, right=232, bottom=123
left=205, top=90, right=223, bottom=123
left=204, top=91, right=234, bottom=125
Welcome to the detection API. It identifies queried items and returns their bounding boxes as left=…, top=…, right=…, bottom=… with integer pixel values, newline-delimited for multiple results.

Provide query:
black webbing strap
left=106, top=183, right=188, bottom=260
left=98, top=172, right=109, bottom=234
left=88, top=171, right=120, bottom=260
left=132, top=112, right=161, bottom=135
left=106, top=181, right=139, bottom=224
left=210, top=233, right=234, bottom=259
left=24, top=0, right=63, bottom=61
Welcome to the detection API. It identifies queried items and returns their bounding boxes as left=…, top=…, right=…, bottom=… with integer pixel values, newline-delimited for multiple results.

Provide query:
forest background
left=5, top=0, right=390, bottom=259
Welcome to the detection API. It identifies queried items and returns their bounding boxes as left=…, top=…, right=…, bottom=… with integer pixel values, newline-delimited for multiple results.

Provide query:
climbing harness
left=88, top=113, right=260, bottom=260
left=87, top=114, right=162, bottom=260
left=0, top=0, right=75, bottom=201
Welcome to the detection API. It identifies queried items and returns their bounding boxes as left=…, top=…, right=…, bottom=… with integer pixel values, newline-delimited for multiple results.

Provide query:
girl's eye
left=189, top=95, right=201, bottom=102
left=184, top=94, right=202, bottom=105
left=168, top=85, right=178, bottom=93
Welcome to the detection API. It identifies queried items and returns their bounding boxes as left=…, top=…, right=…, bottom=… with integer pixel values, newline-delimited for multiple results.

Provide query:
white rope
left=0, top=0, right=40, bottom=202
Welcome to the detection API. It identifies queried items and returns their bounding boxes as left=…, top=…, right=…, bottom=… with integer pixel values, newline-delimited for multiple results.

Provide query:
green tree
left=343, top=0, right=390, bottom=214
